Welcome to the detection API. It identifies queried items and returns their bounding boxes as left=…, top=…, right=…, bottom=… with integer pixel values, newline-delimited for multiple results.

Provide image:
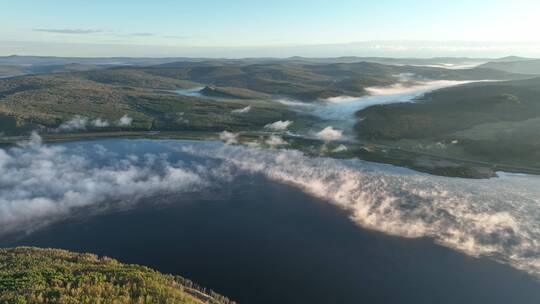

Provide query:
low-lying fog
left=175, top=87, right=204, bottom=97
left=174, top=78, right=491, bottom=140
left=1, top=136, right=540, bottom=280
left=404, top=62, right=486, bottom=69
left=301, top=80, right=481, bottom=135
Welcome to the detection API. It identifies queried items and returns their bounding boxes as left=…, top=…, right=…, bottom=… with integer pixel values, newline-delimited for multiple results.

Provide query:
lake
left=1, top=137, right=540, bottom=303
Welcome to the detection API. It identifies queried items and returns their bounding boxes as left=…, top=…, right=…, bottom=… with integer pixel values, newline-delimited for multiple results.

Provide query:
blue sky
left=1, top=0, right=539, bottom=57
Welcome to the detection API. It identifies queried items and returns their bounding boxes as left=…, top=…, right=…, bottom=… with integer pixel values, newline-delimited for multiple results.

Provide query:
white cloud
left=219, top=131, right=238, bottom=145
left=365, top=80, right=476, bottom=96
left=57, top=115, right=88, bottom=131
left=118, top=114, right=133, bottom=126
left=92, top=118, right=110, bottom=127
left=232, top=106, right=251, bottom=114
left=332, top=144, right=348, bottom=152
left=4, top=137, right=540, bottom=281
left=56, top=116, right=111, bottom=131
left=265, top=135, right=288, bottom=147
left=16, top=131, right=42, bottom=149
left=316, top=127, right=343, bottom=141
left=264, top=120, right=293, bottom=131
left=274, top=99, right=312, bottom=107
left=323, top=96, right=359, bottom=103
left=183, top=144, right=540, bottom=279
left=34, top=28, right=103, bottom=34
left=0, top=134, right=207, bottom=235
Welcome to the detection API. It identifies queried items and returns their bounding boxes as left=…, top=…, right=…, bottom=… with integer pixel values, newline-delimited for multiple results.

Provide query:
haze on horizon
left=1, top=0, right=540, bottom=58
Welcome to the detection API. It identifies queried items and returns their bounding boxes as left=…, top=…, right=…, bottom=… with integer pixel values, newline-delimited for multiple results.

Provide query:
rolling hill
left=356, top=77, right=540, bottom=169
left=479, top=59, right=540, bottom=74
left=0, top=60, right=533, bottom=138
left=0, top=72, right=303, bottom=136
left=88, top=62, right=528, bottom=101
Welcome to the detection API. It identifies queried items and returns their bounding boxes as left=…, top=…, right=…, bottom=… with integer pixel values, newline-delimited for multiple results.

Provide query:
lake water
left=1, top=137, right=540, bottom=303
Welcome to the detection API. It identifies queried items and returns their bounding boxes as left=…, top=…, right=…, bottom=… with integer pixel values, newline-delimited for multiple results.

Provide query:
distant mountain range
left=479, top=58, right=540, bottom=74
left=1, top=54, right=536, bottom=78
left=0, top=55, right=521, bottom=69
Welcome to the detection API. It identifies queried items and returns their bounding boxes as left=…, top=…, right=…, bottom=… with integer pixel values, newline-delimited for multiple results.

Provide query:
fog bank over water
left=175, top=87, right=204, bottom=97
left=186, top=144, right=540, bottom=278
left=1, top=137, right=540, bottom=279
left=0, top=135, right=216, bottom=234
left=306, top=80, right=481, bottom=133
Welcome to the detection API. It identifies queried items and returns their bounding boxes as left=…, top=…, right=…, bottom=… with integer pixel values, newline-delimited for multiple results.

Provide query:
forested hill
left=479, top=59, right=540, bottom=74
left=356, top=77, right=540, bottom=169
left=0, top=247, right=235, bottom=304
left=0, top=59, right=534, bottom=138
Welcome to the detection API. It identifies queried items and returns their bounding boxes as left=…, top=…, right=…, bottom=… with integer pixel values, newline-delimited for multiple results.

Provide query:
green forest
left=0, top=247, right=235, bottom=304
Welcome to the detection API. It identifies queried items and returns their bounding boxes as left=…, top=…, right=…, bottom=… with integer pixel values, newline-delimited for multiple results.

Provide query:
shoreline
left=2, top=130, right=540, bottom=179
